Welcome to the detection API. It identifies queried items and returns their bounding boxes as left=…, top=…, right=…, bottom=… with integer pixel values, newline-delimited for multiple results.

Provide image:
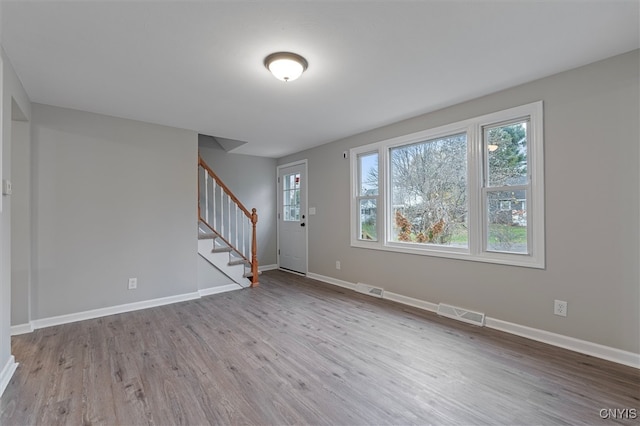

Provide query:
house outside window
left=350, top=101, right=545, bottom=268
left=356, top=152, right=379, bottom=241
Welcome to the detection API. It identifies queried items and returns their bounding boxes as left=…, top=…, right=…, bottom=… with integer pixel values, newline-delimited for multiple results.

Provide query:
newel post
left=251, top=208, right=259, bottom=287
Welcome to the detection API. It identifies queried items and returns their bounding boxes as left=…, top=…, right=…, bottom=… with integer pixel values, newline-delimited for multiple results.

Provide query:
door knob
left=300, top=223, right=306, bottom=227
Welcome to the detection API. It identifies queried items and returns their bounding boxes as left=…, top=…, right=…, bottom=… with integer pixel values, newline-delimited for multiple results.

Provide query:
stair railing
left=198, top=156, right=259, bottom=286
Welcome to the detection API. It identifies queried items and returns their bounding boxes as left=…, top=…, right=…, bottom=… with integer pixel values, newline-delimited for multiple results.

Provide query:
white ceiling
left=2, top=1, right=638, bottom=158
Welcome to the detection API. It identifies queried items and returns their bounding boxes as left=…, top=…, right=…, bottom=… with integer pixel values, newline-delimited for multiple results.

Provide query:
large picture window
left=350, top=102, right=544, bottom=268
left=390, top=133, right=468, bottom=248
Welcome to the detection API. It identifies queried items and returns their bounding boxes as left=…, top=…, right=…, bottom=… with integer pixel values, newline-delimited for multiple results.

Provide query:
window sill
left=350, top=240, right=545, bottom=269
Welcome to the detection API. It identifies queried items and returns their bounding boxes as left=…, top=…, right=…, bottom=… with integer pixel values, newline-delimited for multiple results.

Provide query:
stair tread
left=212, top=246, right=233, bottom=253
left=198, top=234, right=216, bottom=240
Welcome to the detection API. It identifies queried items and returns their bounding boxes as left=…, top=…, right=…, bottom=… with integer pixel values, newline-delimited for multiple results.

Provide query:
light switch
left=309, top=207, right=316, bottom=215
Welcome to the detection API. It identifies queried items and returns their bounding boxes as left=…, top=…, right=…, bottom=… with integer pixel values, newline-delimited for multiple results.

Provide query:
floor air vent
left=355, top=283, right=384, bottom=298
left=437, top=303, right=485, bottom=326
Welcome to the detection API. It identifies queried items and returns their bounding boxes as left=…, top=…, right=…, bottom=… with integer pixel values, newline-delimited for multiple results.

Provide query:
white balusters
left=234, top=204, right=239, bottom=250
left=198, top=157, right=258, bottom=286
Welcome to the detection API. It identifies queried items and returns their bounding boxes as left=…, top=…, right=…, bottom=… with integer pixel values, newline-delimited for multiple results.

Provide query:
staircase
left=198, top=156, right=259, bottom=288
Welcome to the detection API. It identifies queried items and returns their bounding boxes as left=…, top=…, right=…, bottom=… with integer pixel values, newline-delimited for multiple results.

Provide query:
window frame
left=350, top=101, right=545, bottom=269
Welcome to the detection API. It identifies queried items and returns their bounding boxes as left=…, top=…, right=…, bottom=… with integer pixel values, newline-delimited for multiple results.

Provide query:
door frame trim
left=276, top=159, right=308, bottom=275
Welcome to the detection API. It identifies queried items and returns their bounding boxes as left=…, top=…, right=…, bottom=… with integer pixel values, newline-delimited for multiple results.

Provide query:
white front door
left=278, top=162, right=307, bottom=274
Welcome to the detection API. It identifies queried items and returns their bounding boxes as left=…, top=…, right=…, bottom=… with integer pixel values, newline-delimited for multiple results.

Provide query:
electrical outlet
left=554, top=299, right=567, bottom=317
left=128, top=278, right=137, bottom=289
left=336, top=261, right=341, bottom=270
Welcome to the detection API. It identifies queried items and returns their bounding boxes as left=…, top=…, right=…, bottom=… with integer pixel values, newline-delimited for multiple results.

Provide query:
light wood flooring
left=1, top=270, right=638, bottom=425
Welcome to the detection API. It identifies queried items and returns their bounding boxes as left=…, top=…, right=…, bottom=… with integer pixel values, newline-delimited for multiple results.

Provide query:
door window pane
left=283, top=173, right=300, bottom=221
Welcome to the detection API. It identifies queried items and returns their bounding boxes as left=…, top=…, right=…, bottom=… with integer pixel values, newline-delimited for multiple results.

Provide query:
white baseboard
left=29, top=291, right=201, bottom=331
left=485, top=318, right=640, bottom=369
left=0, top=355, right=18, bottom=397
left=384, top=291, right=439, bottom=312
left=307, top=273, right=357, bottom=291
left=12, top=276, right=268, bottom=336
left=307, top=272, right=640, bottom=369
left=199, top=284, right=241, bottom=297
left=259, top=264, right=278, bottom=272
left=10, top=323, right=33, bottom=336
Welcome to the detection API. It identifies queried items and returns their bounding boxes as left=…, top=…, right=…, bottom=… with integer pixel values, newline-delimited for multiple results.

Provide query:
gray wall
left=10, top=117, right=29, bottom=325
left=1, top=44, right=32, bottom=389
left=30, top=103, right=198, bottom=319
left=278, top=50, right=640, bottom=354
left=199, top=139, right=277, bottom=267
left=197, top=255, right=233, bottom=289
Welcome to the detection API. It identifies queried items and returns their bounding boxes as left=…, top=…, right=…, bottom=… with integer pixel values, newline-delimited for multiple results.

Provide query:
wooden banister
left=198, top=156, right=259, bottom=287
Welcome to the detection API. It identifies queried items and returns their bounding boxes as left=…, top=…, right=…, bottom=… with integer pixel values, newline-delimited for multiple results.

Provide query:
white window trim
left=350, top=101, right=545, bottom=269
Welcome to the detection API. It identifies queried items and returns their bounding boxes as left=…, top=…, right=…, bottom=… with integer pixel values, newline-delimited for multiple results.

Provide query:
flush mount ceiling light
left=264, top=52, right=308, bottom=82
